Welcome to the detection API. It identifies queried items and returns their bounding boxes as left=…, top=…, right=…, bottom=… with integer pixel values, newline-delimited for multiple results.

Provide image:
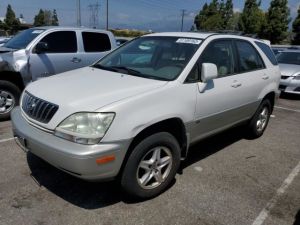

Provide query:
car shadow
left=280, top=92, right=300, bottom=100
left=27, top=152, right=176, bottom=208
left=180, top=126, right=246, bottom=171
left=293, top=209, right=300, bottom=225
left=27, top=126, right=246, bottom=209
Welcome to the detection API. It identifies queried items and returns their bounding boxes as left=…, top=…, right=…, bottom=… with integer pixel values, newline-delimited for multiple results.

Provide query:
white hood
left=25, top=66, right=167, bottom=129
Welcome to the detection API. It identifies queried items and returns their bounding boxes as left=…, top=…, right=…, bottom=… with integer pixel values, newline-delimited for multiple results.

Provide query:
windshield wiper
left=91, top=64, right=119, bottom=72
left=110, top=66, right=142, bottom=76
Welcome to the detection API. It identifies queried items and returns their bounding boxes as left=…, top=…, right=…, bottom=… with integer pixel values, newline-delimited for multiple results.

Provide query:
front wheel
left=247, top=99, right=272, bottom=138
left=0, top=81, right=21, bottom=120
left=121, top=132, right=181, bottom=199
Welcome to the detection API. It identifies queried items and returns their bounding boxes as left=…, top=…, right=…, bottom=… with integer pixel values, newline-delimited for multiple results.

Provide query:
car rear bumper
left=11, top=107, right=131, bottom=181
left=280, top=78, right=300, bottom=95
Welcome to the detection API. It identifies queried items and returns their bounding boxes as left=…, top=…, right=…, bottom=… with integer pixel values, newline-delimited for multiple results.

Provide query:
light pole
left=106, top=0, right=109, bottom=30
left=77, top=0, right=81, bottom=27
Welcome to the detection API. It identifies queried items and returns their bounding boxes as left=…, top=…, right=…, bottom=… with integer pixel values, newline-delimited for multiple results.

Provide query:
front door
left=29, top=30, right=83, bottom=81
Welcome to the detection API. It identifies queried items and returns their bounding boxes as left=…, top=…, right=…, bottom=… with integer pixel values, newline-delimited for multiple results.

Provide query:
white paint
left=274, top=106, right=300, bottom=113
left=0, top=137, right=14, bottom=143
left=252, top=161, right=300, bottom=225
left=194, top=166, right=203, bottom=172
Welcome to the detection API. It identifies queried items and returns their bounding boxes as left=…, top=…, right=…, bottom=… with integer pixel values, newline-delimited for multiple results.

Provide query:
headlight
left=55, top=112, right=115, bottom=145
left=292, top=73, right=300, bottom=80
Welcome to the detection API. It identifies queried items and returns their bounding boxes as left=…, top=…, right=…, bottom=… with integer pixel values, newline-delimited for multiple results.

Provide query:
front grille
left=22, top=91, right=58, bottom=123
left=281, top=75, right=290, bottom=80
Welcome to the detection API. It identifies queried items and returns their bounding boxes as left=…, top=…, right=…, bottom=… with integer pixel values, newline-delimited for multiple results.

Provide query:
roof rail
left=192, top=30, right=258, bottom=38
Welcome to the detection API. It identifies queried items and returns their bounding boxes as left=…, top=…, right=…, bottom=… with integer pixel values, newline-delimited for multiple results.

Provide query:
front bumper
left=279, top=77, right=300, bottom=95
left=11, top=107, right=131, bottom=181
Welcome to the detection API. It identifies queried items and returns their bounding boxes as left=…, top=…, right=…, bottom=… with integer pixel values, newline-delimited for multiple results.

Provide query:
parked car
left=12, top=32, right=280, bottom=198
left=116, top=38, right=130, bottom=46
left=277, top=50, right=300, bottom=95
left=0, top=27, right=117, bottom=119
left=0, top=37, right=12, bottom=47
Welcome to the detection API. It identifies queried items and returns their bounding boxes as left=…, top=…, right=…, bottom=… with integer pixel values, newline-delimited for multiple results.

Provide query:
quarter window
left=82, top=32, right=111, bottom=52
left=255, top=41, right=278, bottom=65
left=38, top=31, right=77, bottom=53
left=200, top=40, right=236, bottom=77
left=236, top=41, right=264, bottom=72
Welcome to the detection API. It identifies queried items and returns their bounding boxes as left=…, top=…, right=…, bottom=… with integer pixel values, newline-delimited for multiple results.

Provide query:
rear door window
left=82, top=32, right=111, bottom=52
left=236, top=40, right=265, bottom=72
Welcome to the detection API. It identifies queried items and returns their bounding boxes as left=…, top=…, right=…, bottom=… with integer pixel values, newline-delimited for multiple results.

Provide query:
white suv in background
left=12, top=32, right=280, bottom=199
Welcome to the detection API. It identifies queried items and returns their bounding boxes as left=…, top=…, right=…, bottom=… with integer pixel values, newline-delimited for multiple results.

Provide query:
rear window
left=82, top=32, right=111, bottom=52
left=255, top=41, right=278, bottom=65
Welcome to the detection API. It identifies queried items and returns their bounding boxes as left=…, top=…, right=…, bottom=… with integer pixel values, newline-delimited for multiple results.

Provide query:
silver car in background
left=278, top=51, right=300, bottom=95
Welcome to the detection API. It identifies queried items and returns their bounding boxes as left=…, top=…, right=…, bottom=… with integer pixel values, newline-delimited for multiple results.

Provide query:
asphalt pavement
left=0, top=95, right=299, bottom=225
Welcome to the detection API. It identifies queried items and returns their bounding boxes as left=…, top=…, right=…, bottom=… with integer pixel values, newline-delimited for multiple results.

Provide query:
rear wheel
left=121, top=132, right=181, bottom=199
left=247, top=99, right=271, bottom=138
left=0, top=81, right=21, bottom=120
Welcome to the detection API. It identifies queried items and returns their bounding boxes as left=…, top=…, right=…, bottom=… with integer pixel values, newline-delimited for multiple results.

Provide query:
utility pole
left=88, top=2, right=100, bottom=29
left=77, top=0, right=81, bottom=27
left=181, top=9, right=186, bottom=32
left=106, top=0, right=109, bottom=30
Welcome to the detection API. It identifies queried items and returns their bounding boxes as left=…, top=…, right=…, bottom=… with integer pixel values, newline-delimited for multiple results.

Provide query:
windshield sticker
left=32, top=30, right=44, bottom=34
left=176, top=38, right=202, bottom=45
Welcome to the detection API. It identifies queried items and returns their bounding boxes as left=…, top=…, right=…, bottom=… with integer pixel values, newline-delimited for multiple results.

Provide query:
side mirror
left=201, top=63, right=218, bottom=83
left=35, top=42, right=49, bottom=54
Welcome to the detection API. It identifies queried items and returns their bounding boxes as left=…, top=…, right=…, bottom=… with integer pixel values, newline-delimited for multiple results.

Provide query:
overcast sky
left=0, top=0, right=299, bottom=31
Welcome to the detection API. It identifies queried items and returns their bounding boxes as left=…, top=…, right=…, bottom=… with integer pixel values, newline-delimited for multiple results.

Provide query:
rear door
left=78, top=31, right=113, bottom=65
left=29, top=30, right=83, bottom=81
left=232, top=39, right=267, bottom=114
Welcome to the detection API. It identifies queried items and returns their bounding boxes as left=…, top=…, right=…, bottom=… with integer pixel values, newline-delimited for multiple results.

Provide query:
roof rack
left=193, top=30, right=258, bottom=38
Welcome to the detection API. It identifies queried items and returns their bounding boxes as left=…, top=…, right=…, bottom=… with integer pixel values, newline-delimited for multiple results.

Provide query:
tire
left=247, top=99, right=272, bottom=139
left=121, top=132, right=181, bottom=199
left=0, top=80, right=21, bottom=120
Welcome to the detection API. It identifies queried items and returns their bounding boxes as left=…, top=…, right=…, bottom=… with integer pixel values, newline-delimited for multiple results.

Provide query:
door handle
left=262, top=75, right=269, bottom=80
left=71, top=57, right=82, bottom=63
left=231, top=81, right=242, bottom=88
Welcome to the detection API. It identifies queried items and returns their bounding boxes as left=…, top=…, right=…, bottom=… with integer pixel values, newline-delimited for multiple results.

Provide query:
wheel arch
left=117, top=117, right=188, bottom=177
left=0, top=71, right=25, bottom=91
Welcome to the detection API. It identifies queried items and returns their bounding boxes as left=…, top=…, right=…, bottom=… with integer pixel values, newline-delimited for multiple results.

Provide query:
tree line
left=194, top=0, right=300, bottom=44
left=0, top=4, right=59, bottom=35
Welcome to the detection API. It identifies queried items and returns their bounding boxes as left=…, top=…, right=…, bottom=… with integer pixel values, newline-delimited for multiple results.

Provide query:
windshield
left=95, top=36, right=202, bottom=81
left=4, top=29, right=45, bottom=49
left=277, top=52, right=300, bottom=65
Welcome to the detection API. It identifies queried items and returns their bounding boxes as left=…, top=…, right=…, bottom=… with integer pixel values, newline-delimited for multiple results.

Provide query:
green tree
left=223, top=0, right=234, bottom=29
left=34, top=9, right=45, bottom=26
left=292, top=5, right=300, bottom=45
left=4, top=4, right=20, bottom=34
left=51, top=9, right=59, bottom=26
left=264, top=0, right=290, bottom=44
left=239, top=0, right=266, bottom=34
left=194, top=3, right=209, bottom=30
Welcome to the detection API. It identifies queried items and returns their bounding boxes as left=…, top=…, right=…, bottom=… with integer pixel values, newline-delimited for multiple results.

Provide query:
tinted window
left=255, top=41, right=278, bottom=65
left=236, top=41, right=264, bottom=72
left=38, top=31, right=77, bottom=53
left=82, top=32, right=111, bottom=52
left=200, top=40, right=236, bottom=77
left=277, top=52, right=300, bottom=65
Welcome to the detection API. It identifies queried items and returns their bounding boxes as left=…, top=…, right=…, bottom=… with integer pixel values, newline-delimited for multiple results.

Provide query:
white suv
left=12, top=32, right=280, bottom=198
